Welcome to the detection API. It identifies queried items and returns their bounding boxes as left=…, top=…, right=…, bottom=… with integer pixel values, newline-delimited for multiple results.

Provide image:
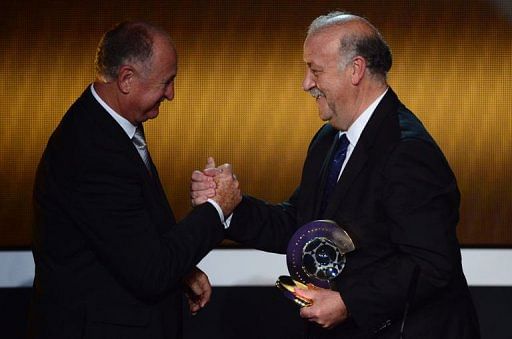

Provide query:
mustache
left=308, top=87, right=325, bottom=99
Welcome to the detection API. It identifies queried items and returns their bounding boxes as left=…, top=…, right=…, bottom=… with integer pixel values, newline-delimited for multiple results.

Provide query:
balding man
left=29, top=21, right=241, bottom=339
left=192, top=12, right=480, bottom=338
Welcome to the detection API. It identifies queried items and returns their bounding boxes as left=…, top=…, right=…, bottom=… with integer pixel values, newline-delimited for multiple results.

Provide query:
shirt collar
left=90, top=84, right=137, bottom=139
left=342, top=88, right=388, bottom=145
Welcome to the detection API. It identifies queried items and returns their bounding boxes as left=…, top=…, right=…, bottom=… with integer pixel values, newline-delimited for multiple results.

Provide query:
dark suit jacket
left=29, top=86, right=225, bottom=339
left=226, top=89, right=480, bottom=338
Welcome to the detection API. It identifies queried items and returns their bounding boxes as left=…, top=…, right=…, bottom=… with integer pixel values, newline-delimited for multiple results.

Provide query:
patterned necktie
left=132, top=124, right=151, bottom=171
left=320, top=133, right=350, bottom=215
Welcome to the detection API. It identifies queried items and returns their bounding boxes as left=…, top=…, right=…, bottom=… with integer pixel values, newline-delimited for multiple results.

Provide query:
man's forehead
left=305, top=26, right=344, bottom=49
left=304, top=29, right=341, bottom=56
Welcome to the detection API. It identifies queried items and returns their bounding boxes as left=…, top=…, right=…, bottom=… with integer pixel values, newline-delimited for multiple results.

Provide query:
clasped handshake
left=190, top=157, right=242, bottom=218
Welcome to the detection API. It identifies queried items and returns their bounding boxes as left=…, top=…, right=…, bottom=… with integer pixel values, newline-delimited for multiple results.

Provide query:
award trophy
left=276, top=220, right=355, bottom=307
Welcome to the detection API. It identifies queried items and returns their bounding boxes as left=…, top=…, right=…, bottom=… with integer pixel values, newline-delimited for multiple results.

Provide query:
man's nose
left=302, top=70, right=315, bottom=92
left=164, top=83, right=175, bottom=101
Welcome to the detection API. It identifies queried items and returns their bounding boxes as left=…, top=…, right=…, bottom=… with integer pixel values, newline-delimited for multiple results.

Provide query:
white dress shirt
left=337, top=88, right=388, bottom=180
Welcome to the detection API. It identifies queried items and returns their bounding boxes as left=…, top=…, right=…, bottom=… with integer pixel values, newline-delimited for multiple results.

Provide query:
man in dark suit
left=191, top=12, right=480, bottom=338
left=29, top=21, right=241, bottom=339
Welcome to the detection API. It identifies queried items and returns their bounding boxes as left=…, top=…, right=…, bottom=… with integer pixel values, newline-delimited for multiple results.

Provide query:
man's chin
left=146, top=109, right=160, bottom=120
left=315, top=99, right=330, bottom=120
left=317, top=108, right=331, bottom=122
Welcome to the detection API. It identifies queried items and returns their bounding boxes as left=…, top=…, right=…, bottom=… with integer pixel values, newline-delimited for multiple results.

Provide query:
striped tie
left=132, top=124, right=151, bottom=171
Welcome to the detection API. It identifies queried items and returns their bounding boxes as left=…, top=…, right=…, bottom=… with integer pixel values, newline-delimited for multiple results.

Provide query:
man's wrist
left=206, top=199, right=233, bottom=229
left=206, top=199, right=224, bottom=223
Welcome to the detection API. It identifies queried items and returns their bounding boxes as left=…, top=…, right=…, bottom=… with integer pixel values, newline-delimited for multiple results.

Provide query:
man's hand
left=190, top=157, right=217, bottom=207
left=190, top=157, right=242, bottom=216
left=183, top=267, right=212, bottom=315
left=295, top=285, right=349, bottom=329
left=210, top=162, right=242, bottom=216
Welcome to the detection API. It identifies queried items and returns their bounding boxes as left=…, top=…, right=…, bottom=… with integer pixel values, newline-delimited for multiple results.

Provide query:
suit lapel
left=323, top=144, right=368, bottom=217
left=323, top=89, right=400, bottom=218
left=312, top=132, right=339, bottom=218
left=298, top=124, right=338, bottom=221
left=80, top=86, right=176, bottom=228
left=147, top=155, right=177, bottom=225
left=81, top=88, right=152, bottom=180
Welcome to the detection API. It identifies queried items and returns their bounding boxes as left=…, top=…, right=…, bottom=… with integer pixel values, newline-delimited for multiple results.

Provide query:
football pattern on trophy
left=302, top=237, right=345, bottom=280
left=287, top=220, right=355, bottom=289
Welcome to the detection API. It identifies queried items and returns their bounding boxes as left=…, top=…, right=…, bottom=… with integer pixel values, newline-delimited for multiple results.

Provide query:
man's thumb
left=205, top=156, right=216, bottom=169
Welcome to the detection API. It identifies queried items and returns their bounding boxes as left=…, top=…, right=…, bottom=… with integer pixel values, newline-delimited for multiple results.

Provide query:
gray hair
left=308, top=11, right=392, bottom=79
left=95, top=21, right=168, bottom=80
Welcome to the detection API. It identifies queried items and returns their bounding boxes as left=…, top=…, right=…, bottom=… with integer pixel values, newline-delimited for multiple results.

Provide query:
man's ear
left=350, top=56, right=366, bottom=85
left=117, top=65, right=135, bottom=94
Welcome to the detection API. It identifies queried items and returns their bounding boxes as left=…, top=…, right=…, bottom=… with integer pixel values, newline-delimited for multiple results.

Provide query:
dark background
left=1, top=286, right=511, bottom=338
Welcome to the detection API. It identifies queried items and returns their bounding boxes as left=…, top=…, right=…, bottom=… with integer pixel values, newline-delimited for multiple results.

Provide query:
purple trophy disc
left=286, top=220, right=355, bottom=289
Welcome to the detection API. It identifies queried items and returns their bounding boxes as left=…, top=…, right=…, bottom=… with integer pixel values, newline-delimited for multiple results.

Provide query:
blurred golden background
left=0, top=0, right=510, bottom=247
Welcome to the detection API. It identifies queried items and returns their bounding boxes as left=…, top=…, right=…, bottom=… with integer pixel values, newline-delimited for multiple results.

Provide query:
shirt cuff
left=224, top=213, right=233, bottom=228
left=207, top=199, right=232, bottom=229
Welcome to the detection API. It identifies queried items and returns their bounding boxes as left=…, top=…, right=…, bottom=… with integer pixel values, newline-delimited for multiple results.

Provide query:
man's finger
left=204, top=167, right=221, bottom=177
left=187, top=296, right=201, bottom=315
left=191, top=188, right=215, bottom=199
left=190, top=187, right=215, bottom=199
left=191, top=170, right=207, bottom=181
left=299, top=305, right=315, bottom=320
left=206, top=157, right=216, bottom=169
left=191, top=182, right=214, bottom=192
left=200, top=283, right=212, bottom=307
left=187, top=283, right=202, bottom=297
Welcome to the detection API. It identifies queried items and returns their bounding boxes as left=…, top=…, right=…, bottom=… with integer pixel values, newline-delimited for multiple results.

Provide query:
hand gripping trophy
left=276, top=220, right=355, bottom=307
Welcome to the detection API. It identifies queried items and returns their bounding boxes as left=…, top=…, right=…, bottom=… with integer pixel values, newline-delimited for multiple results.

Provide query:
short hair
left=95, top=21, right=166, bottom=80
left=308, top=11, right=392, bottom=79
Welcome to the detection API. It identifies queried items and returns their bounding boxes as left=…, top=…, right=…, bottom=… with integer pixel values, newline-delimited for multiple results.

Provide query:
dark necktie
left=132, top=124, right=151, bottom=171
left=320, top=133, right=349, bottom=215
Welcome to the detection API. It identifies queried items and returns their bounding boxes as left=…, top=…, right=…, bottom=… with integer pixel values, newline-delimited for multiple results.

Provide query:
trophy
left=276, top=220, right=355, bottom=307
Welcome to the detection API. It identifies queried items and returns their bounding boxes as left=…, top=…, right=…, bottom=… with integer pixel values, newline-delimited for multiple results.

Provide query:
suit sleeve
left=337, top=138, right=462, bottom=330
left=40, top=120, right=224, bottom=301
left=226, top=188, right=299, bottom=254
left=225, top=124, right=332, bottom=253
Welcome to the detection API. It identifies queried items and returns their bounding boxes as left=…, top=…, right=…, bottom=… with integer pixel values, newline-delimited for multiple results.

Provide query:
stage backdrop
left=0, top=0, right=511, bottom=247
